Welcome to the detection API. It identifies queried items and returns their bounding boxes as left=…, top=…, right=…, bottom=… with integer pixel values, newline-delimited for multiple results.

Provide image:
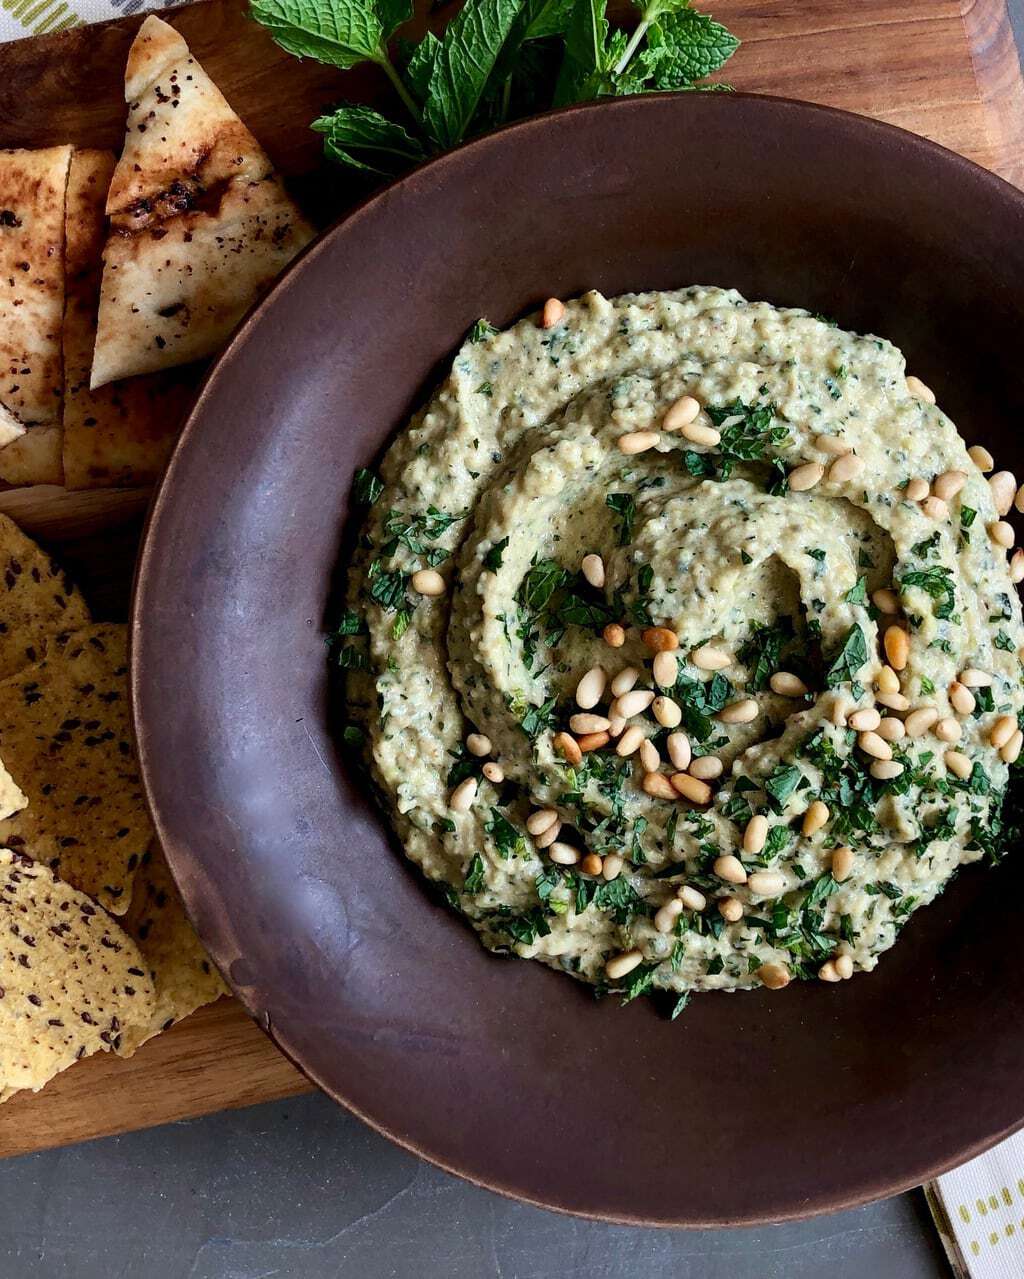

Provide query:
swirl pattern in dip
left=339, top=287, right=1024, bottom=1003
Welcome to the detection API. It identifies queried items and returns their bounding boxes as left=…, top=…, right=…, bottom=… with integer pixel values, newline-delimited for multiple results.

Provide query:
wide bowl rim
left=131, top=89, right=1024, bottom=1227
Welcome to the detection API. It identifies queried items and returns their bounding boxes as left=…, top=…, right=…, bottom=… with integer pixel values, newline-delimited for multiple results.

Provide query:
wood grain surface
left=0, top=0, right=1021, bottom=1157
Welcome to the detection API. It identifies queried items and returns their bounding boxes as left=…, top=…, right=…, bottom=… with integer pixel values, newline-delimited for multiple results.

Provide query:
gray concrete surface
left=2, top=4, right=1023, bottom=1276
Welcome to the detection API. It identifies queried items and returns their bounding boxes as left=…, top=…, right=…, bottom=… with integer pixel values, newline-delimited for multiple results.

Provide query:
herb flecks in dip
left=339, top=287, right=1024, bottom=1006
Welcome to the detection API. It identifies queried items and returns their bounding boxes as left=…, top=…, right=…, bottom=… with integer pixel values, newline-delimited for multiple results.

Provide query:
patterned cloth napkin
left=928, top=1135, right=1024, bottom=1277
left=0, top=0, right=181, bottom=42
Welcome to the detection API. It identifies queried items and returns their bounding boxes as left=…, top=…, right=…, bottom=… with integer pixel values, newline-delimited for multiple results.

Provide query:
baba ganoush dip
left=337, top=286, right=1024, bottom=1007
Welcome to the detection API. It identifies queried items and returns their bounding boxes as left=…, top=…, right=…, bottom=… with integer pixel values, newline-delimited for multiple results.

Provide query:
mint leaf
left=423, top=0, right=526, bottom=147
left=312, top=105, right=426, bottom=173
left=553, top=0, right=610, bottom=104
left=825, top=623, right=868, bottom=689
left=403, top=30, right=441, bottom=100
left=644, top=7, right=738, bottom=87
left=353, top=466, right=384, bottom=505
left=376, top=0, right=412, bottom=39
left=521, top=0, right=575, bottom=39
left=250, top=0, right=385, bottom=68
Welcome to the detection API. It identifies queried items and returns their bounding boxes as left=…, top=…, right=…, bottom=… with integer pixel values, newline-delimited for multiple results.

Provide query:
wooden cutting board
left=0, top=0, right=1022, bottom=1160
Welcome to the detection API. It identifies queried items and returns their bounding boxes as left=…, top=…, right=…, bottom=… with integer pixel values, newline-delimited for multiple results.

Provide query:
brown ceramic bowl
left=132, top=93, right=1024, bottom=1226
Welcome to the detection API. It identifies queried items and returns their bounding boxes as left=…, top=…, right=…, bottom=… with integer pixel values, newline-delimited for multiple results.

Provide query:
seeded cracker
left=116, top=842, right=227, bottom=1055
left=0, top=848, right=155, bottom=1096
left=0, top=624, right=151, bottom=913
left=0, top=512, right=91, bottom=681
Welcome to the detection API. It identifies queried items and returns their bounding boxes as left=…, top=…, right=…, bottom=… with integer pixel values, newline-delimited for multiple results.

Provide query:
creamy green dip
left=338, top=286, right=1024, bottom=1004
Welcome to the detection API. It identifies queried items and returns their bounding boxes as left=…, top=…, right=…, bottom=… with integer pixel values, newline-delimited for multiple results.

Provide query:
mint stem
left=613, top=19, right=649, bottom=77
left=377, top=54, right=423, bottom=127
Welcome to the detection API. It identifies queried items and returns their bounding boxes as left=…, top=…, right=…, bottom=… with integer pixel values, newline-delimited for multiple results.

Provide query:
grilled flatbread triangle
left=91, top=16, right=314, bottom=388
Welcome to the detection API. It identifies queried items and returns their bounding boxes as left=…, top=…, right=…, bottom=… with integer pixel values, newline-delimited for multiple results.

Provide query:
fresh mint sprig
left=250, top=0, right=739, bottom=175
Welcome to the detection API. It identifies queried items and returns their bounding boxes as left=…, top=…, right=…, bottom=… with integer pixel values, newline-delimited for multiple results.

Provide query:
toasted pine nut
left=642, top=626, right=679, bottom=653
left=482, top=761, right=504, bottom=783
left=905, top=375, right=935, bottom=403
left=829, top=451, right=864, bottom=483
left=884, top=626, right=909, bottom=671
left=577, top=731, right=610, bottom=753
left=959, top=668, right=992, bottom=688
left=849, top=707, right=881, bottom=731
left=666, top=732, right=691, bottom=771
left=834, top=954, right=854, bottom=979
left=580, top=853, right=603, bottom=876
left=617, top=430, right=659, bottom=455
left=554, top=731, right=582, bottom=767
left=789, top=461, right=825, bottom=491
left=581, top=553, right=605, bottom=588
left=830, top=695, right=850, bottom=727
left=652, top=696, right=682, bottom=729
left=677, top=885, right=707, bottom=911
left=603, top=623, right=626, bottom=648
left=527, top=808, right=558, bottom=836
left=713, top=854, right=747, bottom=885
left=575, top=666, right=607, bottom=710
left=1001, top=729, right=1023, bottom=764
left=869, top=759, right=903, bottom=780
left=663, top=395, right=702, bottom=431
left=968, top=444, right=994, bottom=472
left=802, top=800, right=829, bottom=836
left=757, top=962, right=791, bottom=990
left=831, top=846, right=854, bottom=881
left=616, top=725, right=645, bottom=757
left=670, top=773, right=712, bottom=805
left=690, top=644, right=731, bottom=670
left=944, top=750, right=972, bottom=779
left=466, top=732, right=492, bottom=757
left=770, top=671, right=808, bottom=697
left=748, top=870, right=785, bottom=896
left=990, top=714, right=1017, bottom=750
left=904, top=706, right=939, bottom=736
left=949, top=681, right=975, bottom=716
left=689, top=755, right=723, bottom=780
left=638, top=738, right=660, bottom=772
left=858, top=731, right=892, bottom=760
left=569, top=712, right=610, bottom=735
left=610, top=666, right=640, bottom=697
left=990, top=520, right=1015, bottom=548
left=743, top=814, right=769, bottom=855
left=450, top=777, right=478, bottom=812
left=876, top=664, right=901, bottom=694
left=535, top=820, right=562, bottom=849
left=653, top=650, right=678, bottom=688
left=1011, top=550, right=1024, bottom=584
left=935, top=717, right=961, bottom=743
left=816, top=434, right=851, bottom=455
left=606, top=949, right=643, bottom=980
left=921, top=496, right=948, bottom=521
left=876, top=717, right=906, bottom=742
left=990, top=471, right=1017, bottom=516
left=904, top=477, right=929, bottom=502
left=933, top=470, right=967, bottom=501
left=541, top=297, right=565, bottom=328
left=718, top=698, right=758, bottom=725
left=718, top=896, right=744, bottom=923
left=876, top=692, right=910, bottom=711
left=654, top=898, right=684, bottom=933
left=549, top=841, right=580, bottom=865
left=872, top=589, right=899, bottom=614
left=411, top=568, right=445, bottom=596
left=643, top=771, right=677, bottom=801
left=680, top=421, right=721, bottom=447
left=1016, top=484, right=1024, bottom=515
left=819, top=961, right=841, bottom=982
left=602, top=853, right=624, bottom=881
left=613, top=689, right=656, bottom=719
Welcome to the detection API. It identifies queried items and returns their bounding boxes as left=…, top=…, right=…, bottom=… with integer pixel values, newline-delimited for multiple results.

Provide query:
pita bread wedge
left=116, top=842, right=227, bottom=1055
left=0, top=848, right=155, bottom=1097
left=0, top=624, right=151, bottom=914
left=91, top=17, right=314, bottom=388
left=0, top=511, right=90, bottom=680
left=0, top=146, right=72, bottom=485
left=63, top=150, right=197, bottom=490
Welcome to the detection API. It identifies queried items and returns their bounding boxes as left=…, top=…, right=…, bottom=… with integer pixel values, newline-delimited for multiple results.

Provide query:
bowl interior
left=132, top=93, right=1024, bottom=1226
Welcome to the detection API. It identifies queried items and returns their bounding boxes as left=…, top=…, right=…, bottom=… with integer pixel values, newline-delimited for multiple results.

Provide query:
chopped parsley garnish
left=468, top=319, right=498, bottom=343
left=844, top=576, right=868, bottom=606
left=670, top=992, right=691, bottom=1020
left=705, top=398, right=789, bottom=472
left=682, top=450, right=716, bottom=479
left=738, top=619, right=797, bottom=691
left=995, top=630, right=1015, bottom=652
left=381, top=506, right=465, bottom=556
left=483, top=537, right=508, bottom=572
left=485, top=808, right=525, bottom=859
left=494, top=908, right=550, bottom=946
left=366, top=562, right=409, bottom=612
left=899, top=565, right=956, bottom=620
left=824, top=624, right=868, bottom=690
left=674, top=671, right=733, bottom=742
left=605, top=492, right=636, bottom=546
left=763, top=763, right=802, bottom=814
left=463, top=854, right=485, bottom=894
left=618, top=962, right=660, bottom=1003
left=520, top=697, right=557, bottom=738
left=353, top=467, right=384, bottom=506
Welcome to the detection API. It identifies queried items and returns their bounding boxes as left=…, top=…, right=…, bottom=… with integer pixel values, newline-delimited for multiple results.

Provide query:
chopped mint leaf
left=353, top=466, right=384, bottom=505
left=483, top=536, right=509, bottom=571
